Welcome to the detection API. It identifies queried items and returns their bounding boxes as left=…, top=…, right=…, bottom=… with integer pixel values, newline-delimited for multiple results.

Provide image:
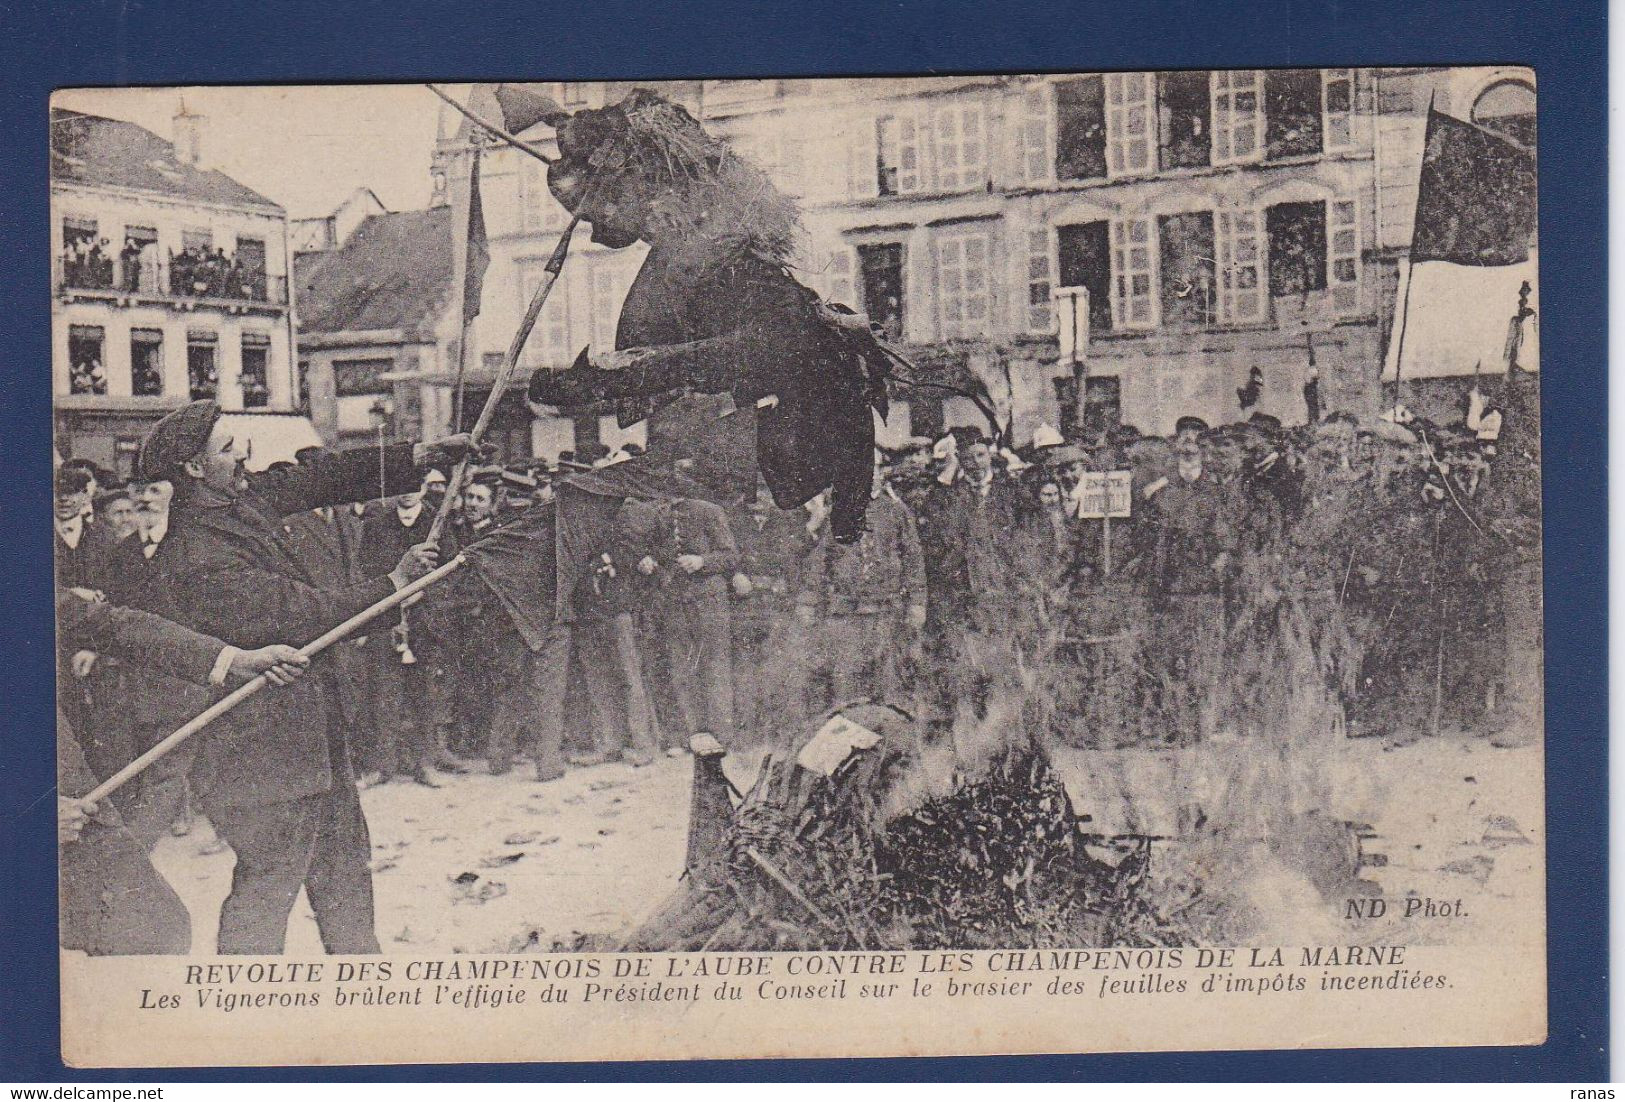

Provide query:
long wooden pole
left=1388, top=260, right=1417, bottom=418
left=79, top=120, right=579, bottom=809
left=83, top=555, right=468, bottom=806
left=425, top=216, right=579, bottom=546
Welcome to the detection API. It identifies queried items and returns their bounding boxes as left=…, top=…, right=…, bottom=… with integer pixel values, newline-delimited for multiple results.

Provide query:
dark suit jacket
left=56, top=591, right=222, bottom=956
left=54, top=519, right=117, bottom=592
left=279, top=507, right=383, bottom=724
left=102, top=532, right=210, bottom=731
left=662, top=498, right=739, bottom=602
left=915, top=476, right=1017, bottom=631
left=140, top=443, right=420, bottom=810
left=56, top=591, right=228, bottom=801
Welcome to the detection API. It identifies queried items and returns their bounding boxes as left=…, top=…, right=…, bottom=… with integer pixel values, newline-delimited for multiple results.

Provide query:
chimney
left=172, top=99, right=206, bottom=168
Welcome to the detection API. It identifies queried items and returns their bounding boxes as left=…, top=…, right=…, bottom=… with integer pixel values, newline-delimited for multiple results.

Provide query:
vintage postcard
left=50, top=69, right=1543, bottom=1066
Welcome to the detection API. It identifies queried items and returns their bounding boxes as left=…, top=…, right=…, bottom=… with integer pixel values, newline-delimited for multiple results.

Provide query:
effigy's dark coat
left=523, top=91, right=896, bottom=543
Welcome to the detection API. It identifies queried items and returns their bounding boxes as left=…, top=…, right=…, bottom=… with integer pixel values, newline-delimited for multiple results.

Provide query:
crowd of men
left=54, top=378, right=1541, bottom=955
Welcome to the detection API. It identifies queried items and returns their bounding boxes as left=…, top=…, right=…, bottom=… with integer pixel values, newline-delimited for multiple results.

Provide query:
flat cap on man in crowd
left=55, top=465, right=92, bottom=499
left=1106, top=424, right=1143, bottom=449
left=138, top=399, right=220, bottom=482
left=1173, top=415, right=1210, bottom=436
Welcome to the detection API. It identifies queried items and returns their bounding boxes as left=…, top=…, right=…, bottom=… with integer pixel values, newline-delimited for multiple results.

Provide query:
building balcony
left=55, top=255, right=287, bottom=314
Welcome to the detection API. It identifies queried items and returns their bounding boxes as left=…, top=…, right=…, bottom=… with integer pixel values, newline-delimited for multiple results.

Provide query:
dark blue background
left=0, top=0, right=1606, bottom=1081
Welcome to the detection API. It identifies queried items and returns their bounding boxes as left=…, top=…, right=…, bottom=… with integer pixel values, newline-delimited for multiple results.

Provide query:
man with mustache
left=131, top=399, right=474, bottom=954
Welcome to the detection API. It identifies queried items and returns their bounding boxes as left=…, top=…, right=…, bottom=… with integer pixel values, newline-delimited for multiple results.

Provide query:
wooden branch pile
left=623, top=703, right=1175, bottom=952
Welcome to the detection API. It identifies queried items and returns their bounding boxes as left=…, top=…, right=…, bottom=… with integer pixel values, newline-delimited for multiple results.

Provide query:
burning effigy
left=452, top=85, right=1540, bottom=954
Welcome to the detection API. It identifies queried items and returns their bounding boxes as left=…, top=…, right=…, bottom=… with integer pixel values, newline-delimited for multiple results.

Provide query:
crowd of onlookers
left=58, top=234, right=268, bottom=301
left=54, top=377, right=1541, bottom=866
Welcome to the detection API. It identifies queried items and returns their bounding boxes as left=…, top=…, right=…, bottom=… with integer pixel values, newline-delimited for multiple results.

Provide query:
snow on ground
left=151, top=731, right=1541, bottom=954
left=152, top=755, right=695, bottom=955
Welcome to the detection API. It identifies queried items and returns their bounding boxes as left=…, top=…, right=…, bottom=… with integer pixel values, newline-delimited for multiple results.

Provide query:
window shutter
left=846, top=116, right=880, bottom=200
left=1023, top=85, right=1056, bottom=184
left=1025, top=226, right=1055, bottom=333
left=1216, top=210, right=1265, bottom=323
left=1105, top=73, right=1155, bottom=177
left=1111, top=218, right=1157, bottom=330
left=1329, top=198, right=1361, bottom=314
left=1322, top=69, right=1357, bottom=152
left=825, top=247, right=855, bottom=309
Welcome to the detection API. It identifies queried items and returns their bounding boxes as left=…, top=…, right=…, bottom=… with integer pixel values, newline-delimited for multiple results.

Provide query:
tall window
left=1266, top=200, right=1328, bottom=298
left=478, top=164, right=520, bottom=238
left=1158, top=71, right=1212, bottom=169
left=521, top=260, right=572, bottom=367
left=858, top=243, right=906, bottom=342
left=1322, top=69, right=1356, bottom=151
left=933, top=102, right=987, bottom=191
left=538, top=295, right=571, bottom=368
left=1110, top=219, right=1155, bottom=329
left=1215, top=210, right=1265, bottom=323
left=1025, top=228, right=1054, bottom=334
left=876, top=113, right=925, bottom=195
left=1055, top=76, right=1107, bottom=181
left=1157, top=211, right=1216, bottom=327
left=518, top=158, right=565, bottom=232
left=777, top=134, right=807, bottom=198
left=824, top=248, right=855, bottom=308
left=1328, top=198, right=1361, bottom=313
left=1263, top=69, right=1324, bottom=159
left=120, top=226, right=158, bottom=293
left=240, top=333, right=270, bottom=408
left=174, top=227, right=216, bottom=296
left=935, top=232, right=990, bottom=340
left=130, top=329, right=165, bottom=396
left=1015, top=86, right=1053, bottom=183
left=1213, top=70, right=1263, bottom=163
left=1105, top=72, right=1154, bottom=176
left=590, top=263, right=625, bottom=351
left=61, top=217, right=111, bottom=290
left=68, top=324, right=106, bottom=395
left=187, top=331, right=218, bottom=399
left=235, top=237, right=268, bottom=301
left=1056, top=221, right=1114, bottom=334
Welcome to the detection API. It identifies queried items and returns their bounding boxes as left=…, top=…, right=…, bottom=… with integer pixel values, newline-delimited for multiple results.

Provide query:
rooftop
left=293, top=207, right=453, bottom=337
left=49, top=107, right=281, bottom=211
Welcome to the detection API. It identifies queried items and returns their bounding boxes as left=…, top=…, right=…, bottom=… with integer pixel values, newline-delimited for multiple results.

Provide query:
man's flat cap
left=138, top=399, right=220, bottom=481
left=1173, top=415, right=1210, bottom=435
left=55, top=466, right=92, bottom=498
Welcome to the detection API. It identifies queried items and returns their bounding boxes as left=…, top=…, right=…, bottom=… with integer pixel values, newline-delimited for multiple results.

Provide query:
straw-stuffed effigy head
left=546, top=89, right=800, bottom=264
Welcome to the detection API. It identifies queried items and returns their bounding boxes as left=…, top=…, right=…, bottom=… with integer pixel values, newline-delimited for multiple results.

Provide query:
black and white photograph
left=49, top=70, right=1545, bottom=1064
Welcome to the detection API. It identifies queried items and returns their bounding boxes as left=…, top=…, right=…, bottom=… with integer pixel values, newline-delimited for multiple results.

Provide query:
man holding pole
left=131, top=399, right=475, bottom=954
left=57, top=588, right=310, bottom=955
